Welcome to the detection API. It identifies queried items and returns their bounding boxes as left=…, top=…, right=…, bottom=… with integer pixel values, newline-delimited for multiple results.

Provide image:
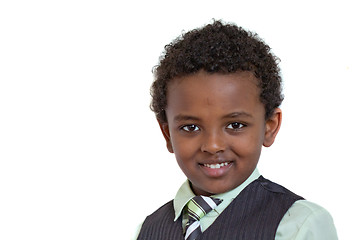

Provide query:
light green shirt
left=133, top=169, right=337, bottom=239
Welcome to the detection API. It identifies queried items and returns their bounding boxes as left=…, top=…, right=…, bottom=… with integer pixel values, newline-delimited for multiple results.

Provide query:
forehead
left=166, top=71, right=263, bottom=115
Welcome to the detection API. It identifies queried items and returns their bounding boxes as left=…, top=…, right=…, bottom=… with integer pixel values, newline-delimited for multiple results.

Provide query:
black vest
left=137, top=176, right=303, bottom=240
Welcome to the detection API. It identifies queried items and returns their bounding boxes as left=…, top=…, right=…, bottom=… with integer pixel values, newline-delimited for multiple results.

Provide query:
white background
left=0, top=0, right=359, bottom=239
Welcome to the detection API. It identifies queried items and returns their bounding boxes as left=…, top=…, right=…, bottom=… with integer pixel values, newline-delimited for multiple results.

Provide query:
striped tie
left=184, top=196, right=222, bottom=240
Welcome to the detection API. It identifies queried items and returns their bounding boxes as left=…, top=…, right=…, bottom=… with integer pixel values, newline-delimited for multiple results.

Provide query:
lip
left=199, top=161, right=233, bottom=178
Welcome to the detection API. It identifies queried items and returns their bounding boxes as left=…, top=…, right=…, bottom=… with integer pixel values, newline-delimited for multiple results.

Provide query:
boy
left=135, top=20, right=337, bottom=239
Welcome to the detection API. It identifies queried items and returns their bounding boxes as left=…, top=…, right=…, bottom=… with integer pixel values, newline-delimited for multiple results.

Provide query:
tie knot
left=186, top=196, right=222, bottom=221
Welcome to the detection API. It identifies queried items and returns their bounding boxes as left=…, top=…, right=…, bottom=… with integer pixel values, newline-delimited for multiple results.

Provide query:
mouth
left=199, top=161, right=233, bottom=178
left=202, top=162, right=230, bottom=169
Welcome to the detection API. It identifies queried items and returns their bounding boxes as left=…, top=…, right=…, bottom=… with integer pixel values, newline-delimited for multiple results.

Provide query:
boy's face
left=159, top=70, right=281, bottom=196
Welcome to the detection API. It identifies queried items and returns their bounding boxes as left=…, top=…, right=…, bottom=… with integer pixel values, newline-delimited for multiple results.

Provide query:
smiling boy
left=135, top=20, right=337, bottom=239
left=163, top=70, right=275, bottom=197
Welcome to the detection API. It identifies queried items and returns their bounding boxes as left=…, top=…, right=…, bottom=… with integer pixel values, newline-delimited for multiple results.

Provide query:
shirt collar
left=173, top=168, right=261, bottom=221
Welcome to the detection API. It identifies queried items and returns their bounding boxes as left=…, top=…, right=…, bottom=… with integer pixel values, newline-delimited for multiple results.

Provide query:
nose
left=200, top=131, right=226, bottom=154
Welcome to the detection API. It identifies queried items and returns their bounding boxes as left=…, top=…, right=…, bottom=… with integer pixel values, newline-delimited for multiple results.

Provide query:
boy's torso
left=137, top=176, right=303, bottom=240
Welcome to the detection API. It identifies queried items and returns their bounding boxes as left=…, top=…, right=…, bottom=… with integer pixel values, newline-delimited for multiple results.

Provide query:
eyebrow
left=223, top=111, right=254, bottom=119
left=173, top=114, right=201, bottom=123
left=173, top=111, right=253, bottom=123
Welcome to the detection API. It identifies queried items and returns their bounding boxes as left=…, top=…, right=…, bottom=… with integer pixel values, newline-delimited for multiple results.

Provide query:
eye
left=226, top=122, right=244, bottom=130
left=181, top=124, right=200, bottom=132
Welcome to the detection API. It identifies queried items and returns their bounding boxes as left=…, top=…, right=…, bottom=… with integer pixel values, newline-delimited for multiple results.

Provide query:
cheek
left=232, top=134, right=263, bottom=157
left=173, top=146, right=198, bottom=179
left=171, top=137, right=198, bottom=162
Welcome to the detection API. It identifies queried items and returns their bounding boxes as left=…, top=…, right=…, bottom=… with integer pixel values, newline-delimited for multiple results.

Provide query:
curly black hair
left=150, top=20, right=283, bottom=123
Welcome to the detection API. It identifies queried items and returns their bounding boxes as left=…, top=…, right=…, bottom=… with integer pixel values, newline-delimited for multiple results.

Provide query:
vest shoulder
left=257, top=176, right=304, bottom=200
left=138, top=200, right=183, bottom=240
left=145, top=199, right=174, bottom=221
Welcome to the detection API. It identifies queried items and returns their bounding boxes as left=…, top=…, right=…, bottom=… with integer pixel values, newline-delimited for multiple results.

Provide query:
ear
left=157, top=119, right=174, bottom=153
left=263, top=108, right=282, bottom=147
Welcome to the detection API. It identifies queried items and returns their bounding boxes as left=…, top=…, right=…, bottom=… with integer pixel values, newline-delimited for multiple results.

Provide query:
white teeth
left=204, top=162, right=229, bottom=169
